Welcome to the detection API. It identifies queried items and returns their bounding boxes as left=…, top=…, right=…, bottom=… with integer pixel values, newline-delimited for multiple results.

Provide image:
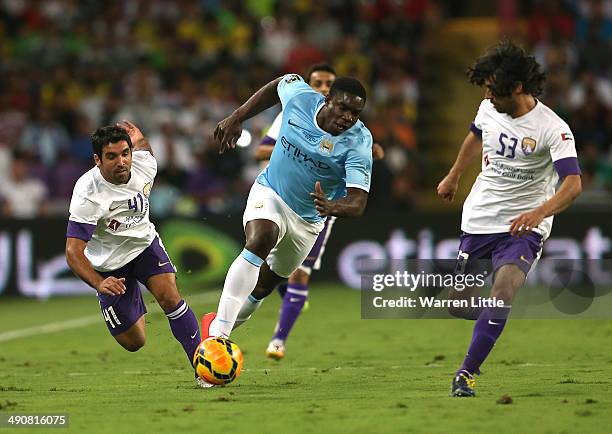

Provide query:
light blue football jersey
left=257, top=74, right=373, bottom=223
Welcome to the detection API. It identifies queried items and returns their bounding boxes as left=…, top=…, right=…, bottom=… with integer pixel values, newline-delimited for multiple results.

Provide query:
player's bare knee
left=147, top=274, right=181, bottom=311
left=491, top=266, right=525, bottom=302
left=254, top=231, right=277, bottom=250
left=289, top=268, right=309, bottom=285
left=123, top=341, right=145, bottom=352
left=490, top=283, right=517, bottom=304
left=156, top=290, right=181, bottom=312
left=118, top=335, right=146, bottom=352
left=245, top=233, right=276, bottom=259
left=490, top=288, right=515, bottom=305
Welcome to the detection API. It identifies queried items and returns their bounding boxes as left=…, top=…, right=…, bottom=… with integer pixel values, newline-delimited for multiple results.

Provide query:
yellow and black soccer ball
left=193, top=337, right=243, bottom=385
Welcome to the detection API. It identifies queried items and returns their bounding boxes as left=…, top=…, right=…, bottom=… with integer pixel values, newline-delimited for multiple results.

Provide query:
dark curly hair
left=467, top=41, right=546, bottom=97
left=91, top=125, right=132, bottom=159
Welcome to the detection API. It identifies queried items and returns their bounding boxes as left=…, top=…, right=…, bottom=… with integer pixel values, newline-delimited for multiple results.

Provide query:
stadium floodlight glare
left=236, top=129, right=252, bottom=148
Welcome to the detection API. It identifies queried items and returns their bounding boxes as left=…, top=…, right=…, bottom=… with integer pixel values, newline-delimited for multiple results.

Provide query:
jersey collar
left=508, top=98, right=540, bottom=122
left=313, top=100, right=327, bottom=134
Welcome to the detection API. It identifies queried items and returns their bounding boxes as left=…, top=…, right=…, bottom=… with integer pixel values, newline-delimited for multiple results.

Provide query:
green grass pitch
left=1, top=284, right=611, bottom=434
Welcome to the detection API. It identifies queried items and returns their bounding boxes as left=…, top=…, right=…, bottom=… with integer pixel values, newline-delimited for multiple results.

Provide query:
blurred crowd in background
left=525, top=0, right=612, bottom=201
left=0, top=0, right=610, bottom=219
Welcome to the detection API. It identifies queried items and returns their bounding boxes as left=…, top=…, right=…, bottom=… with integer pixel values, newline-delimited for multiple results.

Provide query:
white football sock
left=233, top=294, right=263, bottom=330
left=210, top=249, right=264, bottom=338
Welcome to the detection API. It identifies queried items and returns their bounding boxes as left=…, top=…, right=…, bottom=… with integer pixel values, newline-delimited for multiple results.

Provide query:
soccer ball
left=193, top=337, right=243, bottom=385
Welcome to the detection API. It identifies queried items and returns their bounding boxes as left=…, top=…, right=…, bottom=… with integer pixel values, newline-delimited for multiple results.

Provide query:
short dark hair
left=305, top=63, right=336, bottom=82
left=467, top=40, right=546, bottom=97
left=329, top=77, right=367, bottom=101
left=91, top=125, right=132, bottom=159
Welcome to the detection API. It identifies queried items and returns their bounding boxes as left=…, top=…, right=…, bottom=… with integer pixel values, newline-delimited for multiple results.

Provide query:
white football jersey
left=462, top=99, right=579, bottom=239
left=68, top=151, right=158, bottom=271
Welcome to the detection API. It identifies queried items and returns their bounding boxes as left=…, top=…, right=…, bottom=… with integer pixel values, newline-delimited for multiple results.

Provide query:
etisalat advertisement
left=0, top=216, right=610, bottom=307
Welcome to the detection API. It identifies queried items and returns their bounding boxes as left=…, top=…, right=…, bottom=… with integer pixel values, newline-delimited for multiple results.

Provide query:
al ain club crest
left=521, top=137, right=537, bottom=155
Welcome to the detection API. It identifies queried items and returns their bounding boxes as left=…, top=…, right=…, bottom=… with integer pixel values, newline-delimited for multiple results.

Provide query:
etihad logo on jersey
left=280, top=136, right=331, bottom=171
left=561, top=133, right=573, bottom=141
left=521, top=137, right=537, bottom=155
left=319, top=138, right=334, bottom=154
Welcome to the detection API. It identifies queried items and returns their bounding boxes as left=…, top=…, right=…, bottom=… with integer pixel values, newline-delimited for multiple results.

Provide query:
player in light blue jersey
left=256, top=64, right=385, bottom=360
left=256, top=75, right=372, bottom=223
left=200, top=74, right=373, bottom=357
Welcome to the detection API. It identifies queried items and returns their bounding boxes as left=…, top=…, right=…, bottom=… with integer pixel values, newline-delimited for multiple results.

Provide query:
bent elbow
left=65, top=249, right=76, bottom=269
left=575, top=178, right=583, bottom=196
left=356, top=197, right=369, bottom=217
left=65, top=244, right=83, bottom=271
left=353, top=203, right=367, bottom=217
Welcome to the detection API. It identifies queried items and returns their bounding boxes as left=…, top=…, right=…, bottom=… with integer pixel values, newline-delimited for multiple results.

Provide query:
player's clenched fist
left=117, top=120, right=145, bottom=146
left=214, top=113, right=242, bottom=154
left=310, top=181, right=332, bottom=216
left=97, top=276, right=126, bottom=296
left=437, top=173, right=459, bottom=202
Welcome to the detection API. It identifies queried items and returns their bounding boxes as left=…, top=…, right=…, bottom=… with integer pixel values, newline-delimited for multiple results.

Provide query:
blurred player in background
left=201, top=73, right=374, bottom=377
left=0, top=151, right=48, bottom=218
left=65, top=121, right=203, bottom=386
left=437, top=41, right=582, bottom=397
left=257, top=63, right=384, bottom=360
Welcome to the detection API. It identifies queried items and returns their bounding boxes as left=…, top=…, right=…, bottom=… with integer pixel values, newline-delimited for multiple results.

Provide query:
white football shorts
left=242, top=182, right=324, bottom=278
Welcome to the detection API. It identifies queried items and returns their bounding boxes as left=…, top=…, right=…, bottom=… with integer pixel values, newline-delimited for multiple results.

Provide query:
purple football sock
left=459, top=306, right=511, bottom=375
left=273, top=284, right=308, bottom=342
left=165, top=299, right=201, bottom=364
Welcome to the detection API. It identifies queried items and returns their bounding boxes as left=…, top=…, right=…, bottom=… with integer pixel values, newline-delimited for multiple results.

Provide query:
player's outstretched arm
left=311, top=182, right=368, bottom=218
left=117, top=120, right=153, bottom=155
left=509, top=174, right=582, bottom=236
left=65, top=238, right=126, bottom=296
left=215, top=77, right=284, bottom=154
left=437, top=131, right=482, bottom=202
